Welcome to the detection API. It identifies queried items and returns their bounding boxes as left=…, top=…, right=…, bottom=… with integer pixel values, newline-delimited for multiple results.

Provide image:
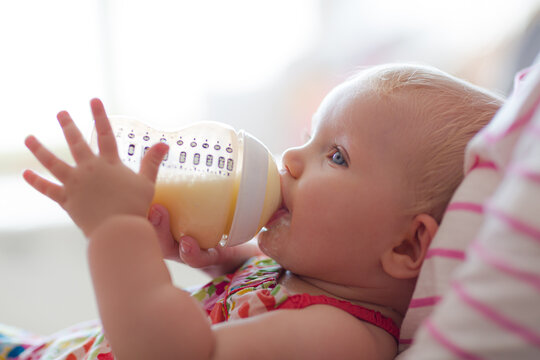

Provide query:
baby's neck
left=279, top=270, right=413, bottom=327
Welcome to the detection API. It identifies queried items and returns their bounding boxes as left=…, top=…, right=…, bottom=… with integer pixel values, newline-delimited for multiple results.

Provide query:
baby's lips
left=265, top=167, right=290, bottom=227
left=265, top=206, right=289, bottom=228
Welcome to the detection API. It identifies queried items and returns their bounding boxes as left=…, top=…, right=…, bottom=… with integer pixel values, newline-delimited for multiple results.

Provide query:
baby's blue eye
left=331, top=150, right=346, bottom=166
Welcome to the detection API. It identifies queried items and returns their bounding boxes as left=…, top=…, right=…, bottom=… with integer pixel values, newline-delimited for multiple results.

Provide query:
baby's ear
left=381, top=214, right=438, bottom=279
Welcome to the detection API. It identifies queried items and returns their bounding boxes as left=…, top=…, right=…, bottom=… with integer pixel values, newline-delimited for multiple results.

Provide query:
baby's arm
left=88, top=214, right=214, bottom=359
left=24, top=99, right=213, bottom=357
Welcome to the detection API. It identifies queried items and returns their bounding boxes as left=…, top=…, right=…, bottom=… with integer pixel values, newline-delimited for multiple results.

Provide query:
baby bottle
left=90, top=117, right=281, bottom=249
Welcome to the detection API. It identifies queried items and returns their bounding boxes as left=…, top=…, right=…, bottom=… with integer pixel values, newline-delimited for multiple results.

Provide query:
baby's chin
left=257, top=215, right=291, bottom=258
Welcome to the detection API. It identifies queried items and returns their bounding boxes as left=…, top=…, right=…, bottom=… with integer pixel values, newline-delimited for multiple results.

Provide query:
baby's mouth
left=264, top=206, right=290, bottom=229
left=264, top=168, right=290, bottom=229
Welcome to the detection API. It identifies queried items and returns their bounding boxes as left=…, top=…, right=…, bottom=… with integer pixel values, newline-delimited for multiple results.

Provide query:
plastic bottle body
left=90, top=117, right=281, bottom=249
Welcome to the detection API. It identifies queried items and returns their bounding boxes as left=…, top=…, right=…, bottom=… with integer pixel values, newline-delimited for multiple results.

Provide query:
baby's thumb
left=149, top=204, right=167, bottom=229
left=140, top=142, right=169, bottom=183
left=179, top=236, right=219, bottom=268
left=149, top=204, right=180, bottom=260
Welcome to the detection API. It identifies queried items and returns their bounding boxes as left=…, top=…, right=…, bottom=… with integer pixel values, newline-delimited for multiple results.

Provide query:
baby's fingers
left=22, top=169, right=66, bottom=204
left=179, top=236, right=220, bottom=268
left=139, top=142, right=169, bottom=183
left=90, top=98, right=119, bottom=161
left=25, top=135, right=72, bottom=183
left=57, top=111, right=94, bottom=164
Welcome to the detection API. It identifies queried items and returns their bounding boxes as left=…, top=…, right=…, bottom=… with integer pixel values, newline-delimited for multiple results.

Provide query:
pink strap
left=278, top=293, right=400, bottom=342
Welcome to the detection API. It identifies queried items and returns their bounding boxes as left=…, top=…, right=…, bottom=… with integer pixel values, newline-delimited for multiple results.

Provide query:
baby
left=15, top=64, right=502, bottom=359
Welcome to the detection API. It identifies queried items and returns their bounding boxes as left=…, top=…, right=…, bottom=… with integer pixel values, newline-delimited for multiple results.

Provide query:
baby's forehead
left=312, top=79, right=420, bottom=161
left=312, top=80, right=405, bottom=134
left=311, top=79, right=372, bottom=128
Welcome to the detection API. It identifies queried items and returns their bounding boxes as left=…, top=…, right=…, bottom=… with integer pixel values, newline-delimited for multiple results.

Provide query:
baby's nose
left=281, top=146, right=304, bottom=179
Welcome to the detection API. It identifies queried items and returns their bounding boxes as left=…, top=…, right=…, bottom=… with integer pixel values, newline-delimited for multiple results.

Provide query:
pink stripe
left=426, top=248, right=466, bottom=260
left=425, top=319, right=484, bottom=360
left=471, top=161, right=498, bottom=171
left=467, top=156, right=498, bottom=174
left=487, top=206, right=540, bottom=242
left=452, top=281, right=540, bottom=347
left=513, top=66, right=531, bottom=91
left=484, top=94, right=540, bottom=143
left=409, top=296, right=441, bottom=308
left=446, top=202, right=484, bottom=214
left=509, top=165, right=540, bottom=184
left=471, top=241, right=540, bottom=292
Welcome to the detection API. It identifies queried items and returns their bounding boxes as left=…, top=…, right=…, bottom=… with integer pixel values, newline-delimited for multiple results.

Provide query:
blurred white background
left=1, top=0, right=539, bottom=335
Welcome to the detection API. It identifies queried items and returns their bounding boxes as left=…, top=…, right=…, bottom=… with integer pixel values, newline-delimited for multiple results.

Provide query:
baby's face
left=258, top=79, right=414, bottom=285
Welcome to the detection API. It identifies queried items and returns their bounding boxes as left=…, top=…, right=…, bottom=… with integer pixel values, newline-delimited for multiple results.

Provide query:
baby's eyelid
left=330, top=145, right=349, bottom=167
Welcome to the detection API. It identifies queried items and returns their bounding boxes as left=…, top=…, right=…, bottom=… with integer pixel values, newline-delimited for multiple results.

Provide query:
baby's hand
left=149, top=204, right=222, bottom=266
left=23, top=98, right=169, bottom=237
left=149, top=204, right=261, bottom=277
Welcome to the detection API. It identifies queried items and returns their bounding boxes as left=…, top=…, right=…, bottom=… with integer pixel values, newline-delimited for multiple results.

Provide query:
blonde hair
left=354, top=64, right=504, bottom=222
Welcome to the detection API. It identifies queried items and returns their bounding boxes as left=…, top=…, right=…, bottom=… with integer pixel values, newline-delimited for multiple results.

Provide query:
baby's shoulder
left=296, top=303, right=397, bottom=358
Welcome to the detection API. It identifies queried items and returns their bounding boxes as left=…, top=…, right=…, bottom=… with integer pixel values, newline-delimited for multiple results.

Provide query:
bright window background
left=0, top=0, right=539, bottom=334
